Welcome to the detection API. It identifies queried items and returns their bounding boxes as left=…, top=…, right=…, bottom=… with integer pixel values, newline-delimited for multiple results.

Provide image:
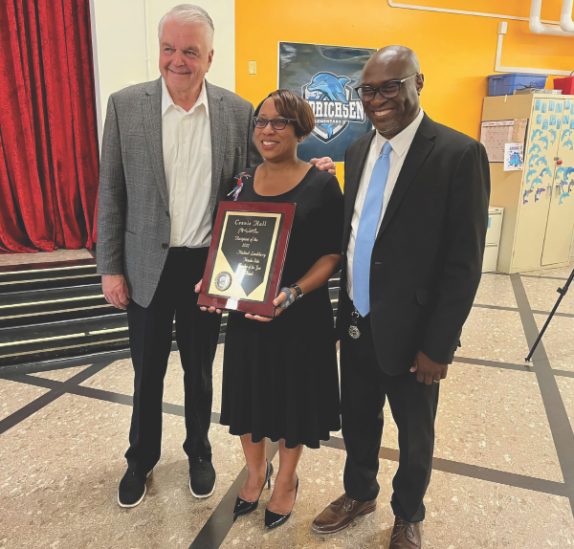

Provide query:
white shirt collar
left=373, top=108, right=424, bottom=157
left=161, top=78, right=209, bottom=116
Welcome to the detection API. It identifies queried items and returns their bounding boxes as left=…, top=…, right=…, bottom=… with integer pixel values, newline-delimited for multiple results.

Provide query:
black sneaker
left=189, top=457, right=216, bottom=498
left=117, top=468, right=152, bottom=508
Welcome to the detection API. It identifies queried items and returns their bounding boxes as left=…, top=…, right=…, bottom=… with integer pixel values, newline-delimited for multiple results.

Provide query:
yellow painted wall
left=236, top=0, right=573, bottom=177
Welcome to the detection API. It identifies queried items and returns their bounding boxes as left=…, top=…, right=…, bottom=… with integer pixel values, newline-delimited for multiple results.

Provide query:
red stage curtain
left=0, top=0, right=99, bottom=253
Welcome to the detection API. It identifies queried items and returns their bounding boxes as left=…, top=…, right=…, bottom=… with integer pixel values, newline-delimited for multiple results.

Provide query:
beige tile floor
left=0, top=379, right=49, bottom=421
left=458, top=308, right=528, bottom=365
left=31, top=364, right=93, bottom=382
left=1, top=265, right=573, bottom=548
left=534, top=313, right=574, bottom=373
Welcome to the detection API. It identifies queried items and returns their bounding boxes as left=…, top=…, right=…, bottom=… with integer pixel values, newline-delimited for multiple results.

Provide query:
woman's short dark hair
left=254, top=89, right=315, bottom=138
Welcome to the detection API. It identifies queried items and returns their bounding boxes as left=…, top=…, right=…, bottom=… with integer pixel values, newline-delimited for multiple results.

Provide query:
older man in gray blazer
left=97, top=4, right=258, bottom=508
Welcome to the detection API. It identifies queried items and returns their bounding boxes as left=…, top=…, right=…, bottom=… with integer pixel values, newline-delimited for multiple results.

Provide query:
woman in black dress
left=207, top=90, right=343, bottom=528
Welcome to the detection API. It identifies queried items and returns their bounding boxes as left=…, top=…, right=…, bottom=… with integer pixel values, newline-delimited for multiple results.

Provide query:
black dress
left=220, top=165, right=343, bottom=448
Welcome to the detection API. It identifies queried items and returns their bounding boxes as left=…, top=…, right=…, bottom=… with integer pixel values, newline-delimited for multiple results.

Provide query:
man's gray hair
left=158, top=4, right=214, bottom=42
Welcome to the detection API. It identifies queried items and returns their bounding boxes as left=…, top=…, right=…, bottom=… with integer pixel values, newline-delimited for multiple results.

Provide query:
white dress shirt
left=162, top=78, right=213, bottom=248
left=347, top=109, right=424, bottom=298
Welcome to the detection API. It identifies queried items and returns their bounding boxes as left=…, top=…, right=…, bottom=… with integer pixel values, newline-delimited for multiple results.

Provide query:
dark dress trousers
left=339, top=114, right=490, bottom=521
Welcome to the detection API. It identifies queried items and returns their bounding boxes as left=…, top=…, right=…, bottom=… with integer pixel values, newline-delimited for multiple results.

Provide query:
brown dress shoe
left=311, top=493, right=376, bottom=534
left=389, top=516, right=422, bottom=549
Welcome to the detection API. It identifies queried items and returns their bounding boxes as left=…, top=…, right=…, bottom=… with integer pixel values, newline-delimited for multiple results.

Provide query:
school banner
left=278, top=42, right=375, bottom=161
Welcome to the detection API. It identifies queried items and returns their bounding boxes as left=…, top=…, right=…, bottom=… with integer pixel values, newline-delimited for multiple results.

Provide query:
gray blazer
left=96, top=78, right=257, bottom=307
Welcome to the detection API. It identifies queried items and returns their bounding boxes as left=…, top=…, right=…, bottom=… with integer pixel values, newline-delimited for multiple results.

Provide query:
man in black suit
left=312, top=46, right=490, bottom=548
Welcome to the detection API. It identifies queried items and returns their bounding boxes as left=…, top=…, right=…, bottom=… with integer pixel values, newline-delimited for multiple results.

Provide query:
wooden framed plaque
left=198, top=201, right=296, bottom=317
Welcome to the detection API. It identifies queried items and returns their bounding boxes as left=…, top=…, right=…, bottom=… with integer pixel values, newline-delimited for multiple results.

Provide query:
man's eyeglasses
left=354, top=74, right=419, bottom=101
left=253, top=117, right=295, bottom=130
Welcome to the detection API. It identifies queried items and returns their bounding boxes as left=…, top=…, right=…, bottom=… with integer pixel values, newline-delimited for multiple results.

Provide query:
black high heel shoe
left=233, top=461, right=273, bottom=520
left=264, top=478, right=299, bottom=529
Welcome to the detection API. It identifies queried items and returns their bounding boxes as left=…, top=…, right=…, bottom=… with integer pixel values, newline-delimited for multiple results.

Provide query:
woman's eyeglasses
left=354, top=74, right=419, bottom=101
left=253, top=117, right=295, bottom=130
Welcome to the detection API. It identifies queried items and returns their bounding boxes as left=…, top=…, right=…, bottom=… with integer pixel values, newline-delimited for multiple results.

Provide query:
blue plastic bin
left=487, top=73, right=548, bottom=96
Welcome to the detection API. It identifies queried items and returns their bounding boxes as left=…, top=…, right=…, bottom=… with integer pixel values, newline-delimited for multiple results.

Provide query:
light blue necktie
left=353, top=141, right=392, bottom=317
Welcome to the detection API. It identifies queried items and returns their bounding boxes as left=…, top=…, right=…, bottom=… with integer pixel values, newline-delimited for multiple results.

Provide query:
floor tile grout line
left=454, top=356, right=535, bottom=372
left=322, top=436, right=569, bottom=498
left=428, top=455, right=568, bottom=496
left=0, top=362, right=110, bottom=435
left=5, top=372, right=225, bottom=424
left=531, top=308, right=573, bottom=319
left=474, top=303, right=518, bottom=312
left=473, top=302, right=574, bottom=319
left=455, top=356, right=574, bottom=380
left=520, top=274, right=570, bottom=282
left=0, top=390, right=66, bottom=436
left=511, top=273, right=574, bottom=516
left=5, top=373, right=75, bottom=391
left=56, top=360, right=112, bottom=386
left=0, top=348, right=131, bottom=376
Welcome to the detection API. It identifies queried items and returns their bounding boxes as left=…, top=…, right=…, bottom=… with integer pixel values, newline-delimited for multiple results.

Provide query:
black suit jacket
left=339, top=114, right=490, bottom=375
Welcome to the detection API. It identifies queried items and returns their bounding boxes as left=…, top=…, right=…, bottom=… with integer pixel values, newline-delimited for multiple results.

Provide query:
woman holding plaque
left=218, top=90, right=343, bottom=529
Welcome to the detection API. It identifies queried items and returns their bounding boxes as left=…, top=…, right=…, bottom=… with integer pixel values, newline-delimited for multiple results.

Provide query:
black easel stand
left=525, top=265, right=574, bottom=362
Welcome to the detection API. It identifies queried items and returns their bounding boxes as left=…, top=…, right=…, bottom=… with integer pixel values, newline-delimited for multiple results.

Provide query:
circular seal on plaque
left=214, top=271, right=232, bottom=291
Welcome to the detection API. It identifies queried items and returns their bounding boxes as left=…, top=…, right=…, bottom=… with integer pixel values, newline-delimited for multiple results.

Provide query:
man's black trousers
left=339, top=289, right=439, bottom=522
left=125, top=247, right=221, bottom=474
